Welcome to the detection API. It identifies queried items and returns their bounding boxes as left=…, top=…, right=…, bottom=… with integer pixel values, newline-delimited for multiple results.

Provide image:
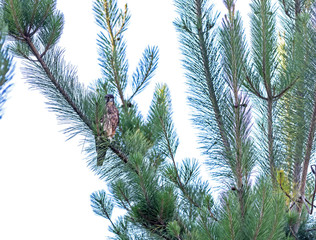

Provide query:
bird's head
left=105, top=94, right=115, bottom=103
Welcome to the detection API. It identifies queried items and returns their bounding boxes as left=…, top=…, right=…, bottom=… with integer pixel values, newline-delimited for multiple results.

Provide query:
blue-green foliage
left=0, top=12, right=13, bottom=119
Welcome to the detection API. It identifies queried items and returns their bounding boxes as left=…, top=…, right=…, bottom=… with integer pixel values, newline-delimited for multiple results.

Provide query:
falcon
left=96, top=94, right=119, bottom=166
left=102, top=94, right=119, bottom=139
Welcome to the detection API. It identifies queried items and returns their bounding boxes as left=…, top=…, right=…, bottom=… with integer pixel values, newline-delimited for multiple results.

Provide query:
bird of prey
left=96, top=94, right=119, bottom=166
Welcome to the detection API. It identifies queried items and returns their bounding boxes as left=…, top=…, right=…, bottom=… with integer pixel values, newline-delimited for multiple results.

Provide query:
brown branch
left=279, top=182, right=297, bottom=204
left=288, top=201, right=296, bottom=211
left=243, top=69, right=268, bottom=101
left=95, top=102, right=101, bottom=136
left=301, top=196, right=311, bottom=213
left=40, top=22, right=59, bottom=58
left=109, top=144, right=128, bottom=163
left=298, top=89, right=316, bottom=214
left=267, top=206, right=282, bottom=240
left=305, top=198, right=316, bottom=209
left=138, top=168, right=151, bottom=205
left=25, top=37, right=93, bottom=129
left=16, top=48, right=37, bottom=63
left=294, top=0, right=301, bottom=17
left=267, top=99, right=276, bottom=185
left=27, top=0, right=40, bottom=34
left=29, top=4, right=51, bottom=37
left=289, top=226, right=299, bottom=240
left=272, top=78, right=298, bottom=100
left=308, top=165, right=316, bottom=214
left=104, top=210, right=121, bottom=236
left=117, top=186, right=132, bottom=210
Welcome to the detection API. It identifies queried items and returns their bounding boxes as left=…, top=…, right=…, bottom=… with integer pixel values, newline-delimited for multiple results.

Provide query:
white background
left=0, top=0, right=251, bottom=239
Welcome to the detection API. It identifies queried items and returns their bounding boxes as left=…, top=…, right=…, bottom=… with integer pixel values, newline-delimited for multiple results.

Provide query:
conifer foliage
left=0, top=6, right=13, bottom=119
left=1, top=0, right=316, bottom=239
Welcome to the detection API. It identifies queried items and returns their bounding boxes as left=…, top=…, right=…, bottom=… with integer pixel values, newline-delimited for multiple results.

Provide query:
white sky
left=0, top=0, right=251, bottom=239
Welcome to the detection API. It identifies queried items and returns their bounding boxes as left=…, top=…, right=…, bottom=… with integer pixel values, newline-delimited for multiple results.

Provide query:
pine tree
left=174, top=0, right=316, bottom=238
left=277, top=0, right=316, bottom=235
left=1, top=0, right=316, bottom=239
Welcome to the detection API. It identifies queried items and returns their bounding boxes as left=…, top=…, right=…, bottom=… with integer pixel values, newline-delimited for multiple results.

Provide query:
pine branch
left=0, top=23, right=13, bottom=119
left=250, top=0, right=279, bottom=184
left=27, top=0, right=40, bottom=33
left=114, top=183, right=132, bottom=211
left=91, top=190, right=122, bottom=236
left=26, top=36, right=129, bottom=163
left=102, top=0, right=127, bottom=106
left=299, top=89, right=316, bottom=213
left=195, top=0, right=231, bottom=154
left=22, top=21, right=129, bottom=165
left=277, top=3, right=315, bottom=227
left=253, top=190, right=266, bottom=240
left=7, top=1, right=130, bottom=165
left=109, top=144, right=128, bottom=163
left=129, top=46, right=159, bottom=101
left=267, top=98, right=275, bottom=183
left=220, top=0, right=256, bottom=220
left=25, top=36, right=93, bottom=130
left=28, top=3, right=51, bottom=38
left=225, top=202, right=236, bottom=240
left=151, top=84, right=218, bottom=222
left=7, top=0, right=24, bottom=37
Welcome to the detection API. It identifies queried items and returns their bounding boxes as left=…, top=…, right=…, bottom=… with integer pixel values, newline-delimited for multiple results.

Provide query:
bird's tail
left=95, top=136, right=109, bottom=166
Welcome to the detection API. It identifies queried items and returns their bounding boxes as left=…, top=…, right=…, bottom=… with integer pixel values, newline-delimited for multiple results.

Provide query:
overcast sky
left=0, top=0, right=251, bottom=239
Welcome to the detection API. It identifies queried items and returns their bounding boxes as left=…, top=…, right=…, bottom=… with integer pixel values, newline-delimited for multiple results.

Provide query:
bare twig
left=305, top=198, right=316, bottom=208
left=279, top=182, right=295, bottom=202
left=289, top=226, right=299, bottom=240
left=306, top=228, right=316, bottom=232
left=301, top=196, right=311, bottom=213
left=308, top=165, right=316, bottom=214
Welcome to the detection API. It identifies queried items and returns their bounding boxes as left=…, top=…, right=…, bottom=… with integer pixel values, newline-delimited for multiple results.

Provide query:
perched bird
left=102, top=94, right=120, bottom=140
left=96, top=94, right=119, bottom=166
